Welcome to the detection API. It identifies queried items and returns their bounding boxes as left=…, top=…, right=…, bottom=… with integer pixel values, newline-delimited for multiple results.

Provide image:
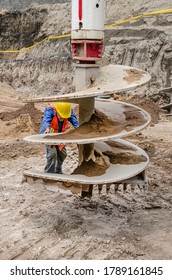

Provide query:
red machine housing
left=72, top=40, right=103, bottom=62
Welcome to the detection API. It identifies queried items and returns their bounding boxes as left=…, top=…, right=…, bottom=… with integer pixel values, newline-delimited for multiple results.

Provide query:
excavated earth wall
left=0, top=0, right=172, bottom=101
left=0, top=0, right=69, bottom=10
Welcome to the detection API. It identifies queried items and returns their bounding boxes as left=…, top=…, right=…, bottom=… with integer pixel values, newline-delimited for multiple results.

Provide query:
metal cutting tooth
left=98, top=184, right=103, bottom=195
left=114, top=183, right=119, bottom=192
left=123, top=183, right=127, bottom=193
left=131, top=184, right=136, bottom=192
left=106, top=183, right=111, bottom=194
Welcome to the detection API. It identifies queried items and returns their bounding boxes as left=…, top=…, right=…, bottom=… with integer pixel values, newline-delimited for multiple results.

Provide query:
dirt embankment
left=0, top=102, right=42, bottom=133
left=0, top=0, right=172, bottom=96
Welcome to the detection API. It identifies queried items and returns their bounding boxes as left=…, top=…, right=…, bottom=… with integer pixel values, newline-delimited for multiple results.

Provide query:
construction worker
left=40, top=102, right=79, bottom=174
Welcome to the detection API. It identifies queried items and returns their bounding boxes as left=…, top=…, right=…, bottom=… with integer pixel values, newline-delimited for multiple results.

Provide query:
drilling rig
left=23, top=0, right=151, bottom=197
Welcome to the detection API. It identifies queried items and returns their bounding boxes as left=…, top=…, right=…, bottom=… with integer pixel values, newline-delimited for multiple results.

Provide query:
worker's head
left=55, top=102, right=71, bottom=119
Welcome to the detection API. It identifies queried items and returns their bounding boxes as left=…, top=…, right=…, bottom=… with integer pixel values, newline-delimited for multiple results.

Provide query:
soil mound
left=0, top=103, right=43, bottom=133
left=73, top=159, right=106, bottom=177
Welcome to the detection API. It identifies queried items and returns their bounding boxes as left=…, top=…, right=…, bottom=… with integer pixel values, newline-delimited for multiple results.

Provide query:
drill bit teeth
left=114, top=183, right=120, bottom=193
left=98, top=184, right=103, bottom=195
left=123, top=183, right=127, bottom=193
left=97, top=184, right=112, bottom=195
left=131, top=184, right=136, bottom=192
left=95, top=178, right=149, bottom=197
left=106, top=183, right=111, bottom=194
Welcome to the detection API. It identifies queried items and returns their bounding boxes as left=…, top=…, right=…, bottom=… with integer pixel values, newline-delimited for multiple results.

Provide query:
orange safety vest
left=49, top=105, right=68, bottom=150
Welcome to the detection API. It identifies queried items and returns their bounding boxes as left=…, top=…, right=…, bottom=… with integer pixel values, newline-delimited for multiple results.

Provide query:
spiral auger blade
left=23, top=0, right=151, bottom=199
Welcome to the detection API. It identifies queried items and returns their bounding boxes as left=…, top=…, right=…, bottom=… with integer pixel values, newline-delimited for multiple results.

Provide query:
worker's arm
left=39, top=107, right=54, bottom=133
left=68, top=109, right=79, bottom=128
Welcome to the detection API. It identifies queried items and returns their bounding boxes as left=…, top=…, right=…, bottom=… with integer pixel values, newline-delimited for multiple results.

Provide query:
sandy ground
left=0, top=83, right=172, bottom=260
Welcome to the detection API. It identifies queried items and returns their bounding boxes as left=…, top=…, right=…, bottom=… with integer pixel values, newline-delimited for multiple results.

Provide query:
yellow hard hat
left=54, top=102, right=71, bottom=118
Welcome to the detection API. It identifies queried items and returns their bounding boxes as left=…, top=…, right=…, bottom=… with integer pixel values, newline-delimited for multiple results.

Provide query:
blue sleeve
left=39, top=107, right=54, bottom=133
left=68, top=109, right=79, bottom=128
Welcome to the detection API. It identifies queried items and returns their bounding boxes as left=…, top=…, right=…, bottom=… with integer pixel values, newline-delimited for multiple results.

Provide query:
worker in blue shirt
left=40, top=102, right=79, bottom=174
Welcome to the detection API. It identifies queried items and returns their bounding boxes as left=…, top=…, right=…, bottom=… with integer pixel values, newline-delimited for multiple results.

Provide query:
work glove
left=45, top=128, right=50, bottom=133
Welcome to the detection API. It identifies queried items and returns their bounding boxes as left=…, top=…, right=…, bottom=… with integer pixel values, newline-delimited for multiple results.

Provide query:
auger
left=23, top=0, right=151, bottom=198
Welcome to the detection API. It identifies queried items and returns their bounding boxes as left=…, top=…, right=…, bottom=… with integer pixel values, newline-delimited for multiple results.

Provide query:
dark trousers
left=44, top=145, right=67, bottom=174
